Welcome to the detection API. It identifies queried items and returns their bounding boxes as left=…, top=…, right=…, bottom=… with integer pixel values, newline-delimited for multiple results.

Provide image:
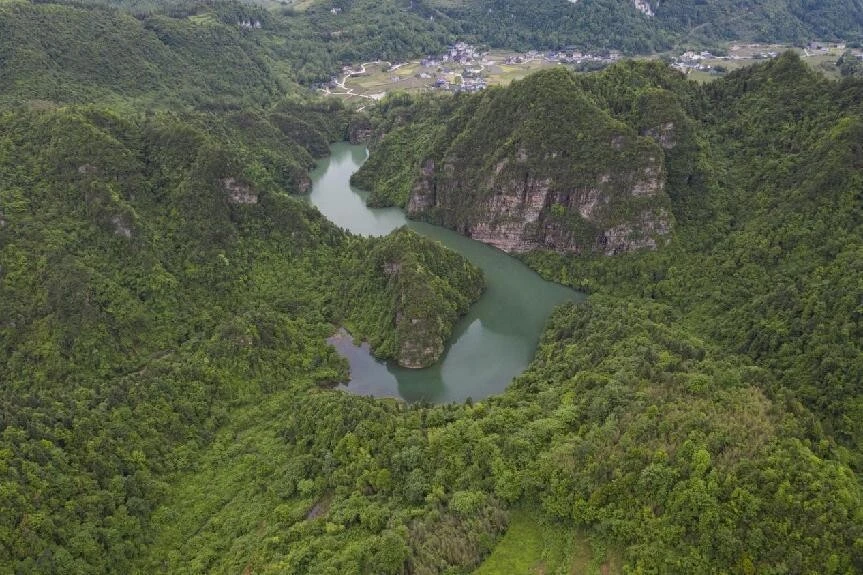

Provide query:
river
left=308, top=142, right=583, bottom=403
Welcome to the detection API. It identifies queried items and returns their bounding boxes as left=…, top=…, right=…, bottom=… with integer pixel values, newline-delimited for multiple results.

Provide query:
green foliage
left=838, top=50, right=863, bottom=77
left=350, top=91, right=466, bottom=207
left=473, top=509, right=617, bottom=575
left=0, top=0, right=459, bottom=103
left=336, top=53, right=863, bottom=572
left=350, top=126, right=433, bottom=207
left=0, top=104, right=354, bottom=572
left=131, top=295, right=862, bottom=574
left=425, top=0, right=863, bottom=53
left=654, top=0, right=863, bottom=45
left=427, top=0, right=669, bottom=54
left=517, top=297, right=861, bottom=573
left=0, top=2, right=286, bottom=107
left=525, top=54, right=863, bottom=467
left=4, top=0, right=860, bottom=110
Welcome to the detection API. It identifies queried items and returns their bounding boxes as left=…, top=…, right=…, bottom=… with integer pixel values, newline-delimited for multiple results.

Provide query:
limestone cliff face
left=356, top=68, right=680, bottom=256
left=384, top=246, right=484, bottom=368
left=393, top=310, right=445, bottom=369
left=406, top=138, right=672, bottom=255
left=348, top=122, right=375, bottom=145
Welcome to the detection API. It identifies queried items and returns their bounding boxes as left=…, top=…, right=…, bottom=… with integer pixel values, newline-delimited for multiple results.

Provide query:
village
left=670, top=42, right=862, bottom=79
left=319, top=40, right=863, bottom=103
left=416, top=42, right=623, bottom=93
left=318, top=41, right=624, bottom=101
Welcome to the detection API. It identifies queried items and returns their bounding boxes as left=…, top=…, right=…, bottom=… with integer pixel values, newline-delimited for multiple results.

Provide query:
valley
left=0, top=0, right=861, bottom=573
left=324, top=41, right=863, bottom=103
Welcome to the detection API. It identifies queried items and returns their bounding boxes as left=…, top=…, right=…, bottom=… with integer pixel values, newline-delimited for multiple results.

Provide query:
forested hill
left=527, top=54, right=863, bottom=469
left=316, top=52, right=862, bottom=573
left=424, top=0, right=863, bottom=52
left=352, top=65, right=685, bottom=255
left=0, top=104, right=484, bottom=572
left=0, top=1, right=282, bottom=105
left=4, top=0, right=861, bottom=92
left=0, top=0, right=455, bottom=98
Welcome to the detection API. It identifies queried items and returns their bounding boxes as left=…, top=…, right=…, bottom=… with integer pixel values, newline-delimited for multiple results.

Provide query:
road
left=318, top=60, right=396, bottom=100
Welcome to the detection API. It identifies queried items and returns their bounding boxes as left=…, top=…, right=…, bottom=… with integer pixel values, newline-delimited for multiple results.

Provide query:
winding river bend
left=309, top=143, right=584, bottom=403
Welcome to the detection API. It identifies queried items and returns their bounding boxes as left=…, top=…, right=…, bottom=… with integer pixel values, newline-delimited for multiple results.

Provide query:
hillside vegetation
left=2, top=0, right=861, bottom=98
left=425, top=0, right=863, bottom=51
left=0, top=0, right=455, bottom=98
left=524, top=54, right=863, bottom=467
left=341, top=53, right=863, bottom=571
left=131, top=295, right=862, bottom=574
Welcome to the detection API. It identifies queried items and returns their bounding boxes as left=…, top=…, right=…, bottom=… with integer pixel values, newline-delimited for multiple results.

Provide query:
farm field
left=321, top=42, right=854, bottom=104
left=320, top=51, right=567, bottom=102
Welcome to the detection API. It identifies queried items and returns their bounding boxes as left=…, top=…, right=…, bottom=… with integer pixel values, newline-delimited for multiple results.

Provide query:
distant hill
left=6, top=0, right=861, bottom=96
left=0, top=0, right=456, bottom=102
left=422, top=0, right=863, bottom=52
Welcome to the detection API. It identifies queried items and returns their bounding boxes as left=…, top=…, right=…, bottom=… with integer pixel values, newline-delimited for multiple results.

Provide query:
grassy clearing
left=473, top=509, right=545, bottom=574
left=281, top=0, right=320, bottom=11
left=488, top=61, right=560, bottom=86
left=188, top=12, right=218, bottom=26
left=473, top=508, right=622, bottom=575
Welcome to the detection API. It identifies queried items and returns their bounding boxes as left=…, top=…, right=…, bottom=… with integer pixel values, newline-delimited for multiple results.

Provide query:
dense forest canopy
left=0, top=0, right=862, bottom=573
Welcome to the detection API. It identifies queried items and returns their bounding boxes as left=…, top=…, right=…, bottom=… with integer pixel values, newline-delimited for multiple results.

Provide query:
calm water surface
left=308, top=142, right=584, bottom=403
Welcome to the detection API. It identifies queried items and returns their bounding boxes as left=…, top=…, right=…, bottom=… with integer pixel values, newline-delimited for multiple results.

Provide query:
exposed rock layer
left=406, top=144, right=671, bottom=255
left=354, top=67, right=692, bottom=256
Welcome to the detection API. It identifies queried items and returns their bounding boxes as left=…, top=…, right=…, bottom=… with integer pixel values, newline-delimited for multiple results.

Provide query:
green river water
left=309, top=142, right=584, bottom=403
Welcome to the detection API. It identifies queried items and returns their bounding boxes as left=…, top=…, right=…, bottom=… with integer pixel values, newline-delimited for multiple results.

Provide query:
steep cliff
left=340, top=227, right=485, bottom=368
left=354, top=67, right=693, bottom=255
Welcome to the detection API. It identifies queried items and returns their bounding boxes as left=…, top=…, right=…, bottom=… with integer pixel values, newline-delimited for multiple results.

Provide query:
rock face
left=222, top=177, right=258, bottom=204
left=296, top=176, right=311, bottom=194
left=110, top=215, right=133, bottom=238
left=644, top=121, right=677, bottom=149
left=405, top=135, right=672, bottom=256
left=633, top=0, right=654, bottom=17
left=380, top=230, right=484, bottom=368
left=381, top=258, right=447, bottom=368
left=394, top=313, right=445, bottom=369
left=348, top=118, right=375, bottom=145
left=355, top=67, right=680, bottom=256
